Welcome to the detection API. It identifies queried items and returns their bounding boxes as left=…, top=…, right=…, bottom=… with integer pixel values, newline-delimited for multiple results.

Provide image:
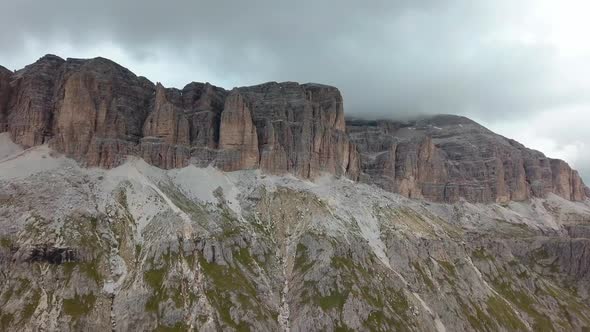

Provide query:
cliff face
left=234, top=82, right=354, bottom=178
left=347, top=115, right=588, bottom=203
left=0, top=66, right=12, bottom=132
left=6, top=55, right=64, bottom=147
left=1, top=54, right=587, bottom=203
left=217, top=90, right=260, bottom=170
left=52, top=57, right=155, bottom=168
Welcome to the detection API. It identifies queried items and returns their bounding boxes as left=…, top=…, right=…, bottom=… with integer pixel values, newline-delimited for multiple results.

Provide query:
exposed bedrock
left=347, top=115, right=588, bottom=202
left=1, top=54, right=587, bottom=203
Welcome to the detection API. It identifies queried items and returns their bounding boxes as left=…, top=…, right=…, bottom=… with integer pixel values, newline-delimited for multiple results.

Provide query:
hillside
left=1, top=55, right=590, bottom=331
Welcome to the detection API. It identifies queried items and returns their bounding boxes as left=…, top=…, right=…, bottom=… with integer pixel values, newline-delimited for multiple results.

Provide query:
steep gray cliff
left=0, top=55, right=586, bottom=204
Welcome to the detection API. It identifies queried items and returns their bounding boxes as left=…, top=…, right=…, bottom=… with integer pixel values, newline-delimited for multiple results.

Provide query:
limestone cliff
left=0, top=54, right=587, bottom=203
left=347, top=115, right=589, bottom=203
left=235, top=82, right=353, bottom=178
left=217, top=90, right=259, bottom=170
left=7, top=54, right=64, bottom=147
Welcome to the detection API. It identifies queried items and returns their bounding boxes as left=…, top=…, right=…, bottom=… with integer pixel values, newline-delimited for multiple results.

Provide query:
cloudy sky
left=1, top=0, right=589, bottom=181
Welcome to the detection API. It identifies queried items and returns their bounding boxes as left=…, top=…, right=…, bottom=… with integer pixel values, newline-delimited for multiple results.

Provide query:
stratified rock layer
left=7, top=55, right=64, bottom=147
left=347, top=115, right=588, bottom=202
left=235, top=82, right=354, bottom=178
left=0, top=54, right=587, bottom=203
left=0, top=66, right=12, bottom=131
left=217, top=90, right=259, bottom=170
left=52, top=57, right=155, bottom=168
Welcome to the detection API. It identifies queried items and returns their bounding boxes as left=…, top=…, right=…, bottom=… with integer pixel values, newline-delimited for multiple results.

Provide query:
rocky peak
left=30, top=54, right=66, bottom=69
left=0, top=55, right=587, bottom=203
left=7, top=54, right=65, bottom=147
left=153, top=82, right=168, bottom=107
left=0, top=65, right=12, bottom=75
left=181, top=82, right=227, bottom=114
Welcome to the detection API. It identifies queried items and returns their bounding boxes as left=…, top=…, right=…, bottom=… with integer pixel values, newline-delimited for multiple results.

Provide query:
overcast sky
left=1, top=0, right=589, bottom=181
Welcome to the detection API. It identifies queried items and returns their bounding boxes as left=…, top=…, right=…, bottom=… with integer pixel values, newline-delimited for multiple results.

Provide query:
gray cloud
left=2, top=0, right=589, bottom=181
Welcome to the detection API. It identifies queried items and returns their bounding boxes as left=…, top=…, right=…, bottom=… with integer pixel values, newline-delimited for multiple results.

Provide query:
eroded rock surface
left=0, top=55, right=587, bottom=203
left=7, top=54, right=64, bottom=147
left=217, top=90, right=259, bottom=170
left=235, top=82, right=354, bottom=178
left=1, top=142, right=590, bottom=331
left=347, top=115, right=589, bottom=202
left=0, top=66, right=12, bottom=132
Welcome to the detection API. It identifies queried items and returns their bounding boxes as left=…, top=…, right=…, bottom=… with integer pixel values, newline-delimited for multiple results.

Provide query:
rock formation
left=0, top=54, right=587, bottom=203
left=141, top=83, right=191, bottom=169
left=2, top=141, right=590, bottom=331
left=0, top=66, right=12, bottom=132
left=51, top=56, right=154, bottom=168
left=235, top=82, right=354, bottom=178
left=217, top=90, right=259, bottom=170
left=6, top=54, right=64, bottom=147
left=3, top=55, right=590, bottom=332
left=347, top=115, right=589, bottom=203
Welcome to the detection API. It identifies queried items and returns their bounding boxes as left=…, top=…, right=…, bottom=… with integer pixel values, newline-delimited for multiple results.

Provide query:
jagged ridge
left=0, top=54, right=587, bottom=203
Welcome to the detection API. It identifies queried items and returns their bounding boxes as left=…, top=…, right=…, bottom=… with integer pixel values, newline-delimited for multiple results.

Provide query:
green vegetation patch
left=0, top=312, right=14, bottom=331
left=331, top=255, right=370, bottom=280
left=486, top=295, right=527, bottom=331
left=294, top=243, right=314, bottom=273
left=61, top=259, right=103, bottom=286
left=144, top=267, right=167, bottom=290
left=15, top=278, right=31, bottom=297
left=457, top=297, right=495, bottom=331
left=436, top=259, right=457, bottom=277
left=142, top=249, right=190, bottom=313
left=412, top=262, right=435, bottom=291
left=362, top=288, right=412, bottom=331
left=117, top=187, right=129, bottom=210
left=80, top=260, right=102, bottom=285
left=63, top=293, right=96, bottom=318
left=143, top=262, right=169, bottom=313
left=492, top=279, right=554, bottom=332
left=154, top=322, right=191, bottom=332
left=21, top=289, right=41, bottom=322
left=316, top=290, right=347, bottom=311
left=0, top=236, right=12, bottom=249
left=376, top=206, right=436, bottom=236
left=234, top=248, right=256, bottom=272
left=198, top=254, right=269, bottom=330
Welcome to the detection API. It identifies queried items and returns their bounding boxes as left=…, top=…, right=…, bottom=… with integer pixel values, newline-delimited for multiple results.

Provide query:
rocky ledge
left=0, top=54, right=587, bottom=203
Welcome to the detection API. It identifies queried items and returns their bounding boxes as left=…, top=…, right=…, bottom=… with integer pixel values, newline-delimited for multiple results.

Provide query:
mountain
left=0, top=55, right=587, bottom=204
left=0, top=55, right=590, bottom=331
